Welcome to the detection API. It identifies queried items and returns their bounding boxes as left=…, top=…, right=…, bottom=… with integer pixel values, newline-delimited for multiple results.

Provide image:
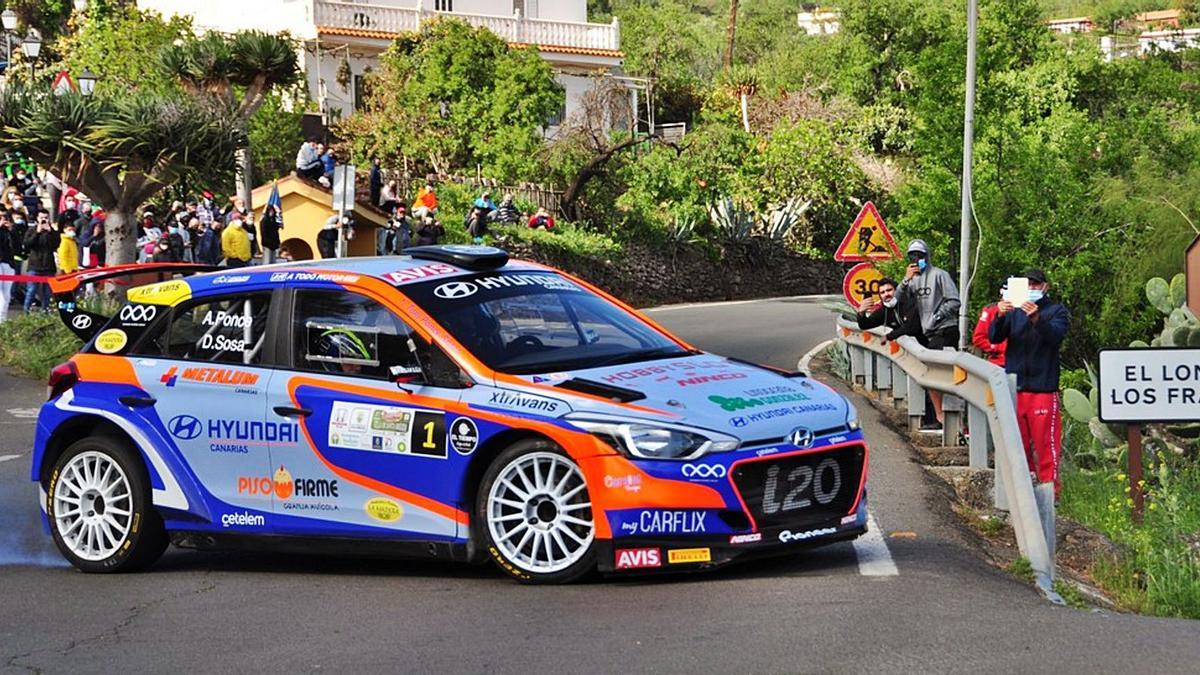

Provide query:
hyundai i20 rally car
left=33, top=246, right=868, bottom=583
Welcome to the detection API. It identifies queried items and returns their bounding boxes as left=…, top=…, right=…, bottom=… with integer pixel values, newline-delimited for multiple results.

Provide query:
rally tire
left=46, top=436, right=168, bottom=573
left=477, top=440, right=596, bottom=584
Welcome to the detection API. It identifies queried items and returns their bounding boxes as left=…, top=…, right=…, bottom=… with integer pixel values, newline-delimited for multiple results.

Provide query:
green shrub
left=0, top=312, right=82, bottom=380
left=494, top=222, right=620, bottom=259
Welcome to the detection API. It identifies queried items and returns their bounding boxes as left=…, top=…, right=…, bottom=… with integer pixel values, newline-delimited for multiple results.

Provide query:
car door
left=264, top=286, right=470, bottom=539
left=130, top=290, right=278, bottom=524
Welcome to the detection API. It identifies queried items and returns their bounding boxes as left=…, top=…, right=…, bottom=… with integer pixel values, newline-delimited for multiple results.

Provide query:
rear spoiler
left=51, top=263, right=220, bottom=342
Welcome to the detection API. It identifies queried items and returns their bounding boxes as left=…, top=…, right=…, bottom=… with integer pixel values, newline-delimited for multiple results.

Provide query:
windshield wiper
left=590, top=346, right=698, bottom=369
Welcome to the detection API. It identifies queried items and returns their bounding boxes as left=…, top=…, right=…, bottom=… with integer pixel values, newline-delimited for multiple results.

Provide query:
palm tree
left=0, top=86, right=245, bottom=266
left=161, top=31, right=299, bottom=215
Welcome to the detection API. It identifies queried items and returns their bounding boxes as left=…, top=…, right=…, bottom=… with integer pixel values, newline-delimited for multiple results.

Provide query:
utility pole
left=958, top=0, right=978, bottom=349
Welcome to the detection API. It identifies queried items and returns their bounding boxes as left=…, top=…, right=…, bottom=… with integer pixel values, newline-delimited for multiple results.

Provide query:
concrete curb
left=797, top=338, right=835, bottom=376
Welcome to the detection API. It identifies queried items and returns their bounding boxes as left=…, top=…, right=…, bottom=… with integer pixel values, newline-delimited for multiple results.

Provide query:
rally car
left=32, top=246, right=868, bottom=583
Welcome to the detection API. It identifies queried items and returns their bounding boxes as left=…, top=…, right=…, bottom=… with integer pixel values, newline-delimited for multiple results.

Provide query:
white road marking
left=6, top=408, right=39, bottom=419
left=0, top=454, right=21, bottom=463
left=643, top=294, right=841, bottom=313
left=854, top=513, right=899, bottom=577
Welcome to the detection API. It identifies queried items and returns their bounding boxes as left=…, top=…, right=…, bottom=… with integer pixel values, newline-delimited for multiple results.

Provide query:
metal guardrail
left=835, top=316, right=1062, bottom=601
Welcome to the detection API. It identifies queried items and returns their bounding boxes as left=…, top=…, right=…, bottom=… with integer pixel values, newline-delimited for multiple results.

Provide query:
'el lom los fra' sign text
left=1098, top=348, right=1200, bottom=423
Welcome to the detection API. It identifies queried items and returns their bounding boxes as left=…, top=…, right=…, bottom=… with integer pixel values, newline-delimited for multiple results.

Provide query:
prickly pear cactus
left=1170, top=272, right=1187, bottom=309
left=1130, top=339, right=1150, bottom=348
left=1063, top=388, right=1095, bottom=423
left=1090, top=418, right=1123, bottom=448
left=1147, top=277, right=1173, bottom=315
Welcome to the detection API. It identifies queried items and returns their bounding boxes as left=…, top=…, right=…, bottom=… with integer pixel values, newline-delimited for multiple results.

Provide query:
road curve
left=0, top=296, right=1197, bottom=674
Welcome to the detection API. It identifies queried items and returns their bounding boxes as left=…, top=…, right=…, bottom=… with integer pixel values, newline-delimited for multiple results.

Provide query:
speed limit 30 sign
left=842, top=262, right=885, bottom=308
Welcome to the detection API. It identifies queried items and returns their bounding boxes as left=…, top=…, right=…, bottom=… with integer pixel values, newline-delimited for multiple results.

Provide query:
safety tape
left=0, top=273, right=55, bottom=282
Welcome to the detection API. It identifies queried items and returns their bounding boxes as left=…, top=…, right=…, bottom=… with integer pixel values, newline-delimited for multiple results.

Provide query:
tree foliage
left=0, top=87, right=243, bottom=264
left=336, top=19, right=562, bottom=182
left=54, top=6, right=191, bottom=97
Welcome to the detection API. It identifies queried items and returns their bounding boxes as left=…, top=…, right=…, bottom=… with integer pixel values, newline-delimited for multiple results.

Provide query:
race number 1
left=411, top=412, right=447, bottom=458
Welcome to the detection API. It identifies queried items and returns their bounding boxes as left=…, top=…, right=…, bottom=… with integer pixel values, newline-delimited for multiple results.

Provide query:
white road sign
left=331, top=164, right=356, bottom=212
left=1098, top=348, right=1200, bottom=422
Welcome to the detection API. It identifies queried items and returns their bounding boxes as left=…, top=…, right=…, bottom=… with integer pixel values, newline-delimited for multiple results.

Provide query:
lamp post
left=78, top=69, right=98, bottom=97
left=1, top=9, right=17, bottom=80
left=21, top=31, right=41, bottom=82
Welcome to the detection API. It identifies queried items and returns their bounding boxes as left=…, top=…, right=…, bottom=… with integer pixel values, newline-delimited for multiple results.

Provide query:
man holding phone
left=22, top=211, right=58, bottom=312
left=989, top=267, right=1070, bottom=496
left=855, top=277, right=920, bottom=340
left=898, top=239, right=961, bottom=429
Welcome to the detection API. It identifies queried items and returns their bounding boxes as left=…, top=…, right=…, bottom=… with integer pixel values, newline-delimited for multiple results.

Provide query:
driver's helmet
left=315, top=328, right=372, bottom=372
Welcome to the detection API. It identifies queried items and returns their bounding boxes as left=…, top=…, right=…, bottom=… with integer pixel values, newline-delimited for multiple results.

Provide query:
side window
left=293, top=290, right=422, bottom=380
left=164, top=293, right=272, bottom=365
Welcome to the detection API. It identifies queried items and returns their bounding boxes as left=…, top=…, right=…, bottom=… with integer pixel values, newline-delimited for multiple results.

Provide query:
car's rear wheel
left=46, top=436, right=167, bottom=573
left=478, top=440, right=595, bottom=584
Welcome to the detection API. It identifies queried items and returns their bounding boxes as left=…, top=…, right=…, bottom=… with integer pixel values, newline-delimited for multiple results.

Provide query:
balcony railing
left=313, top=1, right=621, bottom=52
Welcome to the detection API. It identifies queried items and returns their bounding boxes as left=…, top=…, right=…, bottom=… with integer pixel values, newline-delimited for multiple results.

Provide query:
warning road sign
left=842, top=262, right=886, bottom=308
left=835, top=202, right=900, bottom=262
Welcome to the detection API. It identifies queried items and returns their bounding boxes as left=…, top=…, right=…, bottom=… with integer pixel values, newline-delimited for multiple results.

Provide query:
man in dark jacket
left=855, top=277, right=921, bottom=340
left=0, top=212, right=15, bottom=321
left=195, top=220, right=224, bottom=266
left=989, top=267, right=1070, bottom=496
left=22, top=211, right=59, bottom=311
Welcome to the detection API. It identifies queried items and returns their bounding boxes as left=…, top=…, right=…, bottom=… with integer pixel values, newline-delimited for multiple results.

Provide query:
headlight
left=845, top=401, right=860, bottom=431
left=567, top=416, right=740, bottom=460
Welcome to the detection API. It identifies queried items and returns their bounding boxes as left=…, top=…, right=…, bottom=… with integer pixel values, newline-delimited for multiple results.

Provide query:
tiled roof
left=317, top=26, right=623, bottom=59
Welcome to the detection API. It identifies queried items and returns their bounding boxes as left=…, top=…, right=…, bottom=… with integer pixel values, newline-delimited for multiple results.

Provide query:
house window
left=546, top=101, right=566, bottom=128
left=435, top=0, right=453, bottom=11
left=353, top=74, right=368, bottom=112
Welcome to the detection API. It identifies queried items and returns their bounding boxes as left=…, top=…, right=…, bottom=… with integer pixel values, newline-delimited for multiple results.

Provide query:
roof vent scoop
left=405, top=245, right=509, bottom=271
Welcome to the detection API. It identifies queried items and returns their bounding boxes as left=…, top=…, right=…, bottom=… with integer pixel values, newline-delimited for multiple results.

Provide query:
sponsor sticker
left=160, top=366, right=260, bottom=389
left=365, top=497, right=404, bottom=523
left=487, top=390, right=561, bottom=414
left=449, top=417, right=479, bottom=455
left=127, top=279, right=191, bottom=306
left=269, top=271, right=359, bottom=284
left=615, top=547, right=661, bottom=570
left=603, top=474, right=643, bottom=493
left=667, top=548, right=712, bottom=564
left=211, top=274, right=251, bottom=285
left=328, top=401, right=446, bottom=458
left=70, top=314, right=93, bottom=330
left=676, top=372, right=747, bottom=387
left=238, top=465, right=340, bottom=512
left=709, top=393, right=810, bottom=412
left=167, top=415, right=299, bottom=451
left=94, top=328, right=128, bottom=354
left=841, top=513, right=858, bottom=525
left=778, top=527, right=837, bottom=543
left=729, top=533, right=763, bottom=545
left=619, top=509, right=709, bottom=536
left=681, top=463, right=727, bottom=480
left=220, top=511, right=265, bottom=528
left=383, top=262, right=458, bottom=285
left=727, top=403, right=840, bottom=427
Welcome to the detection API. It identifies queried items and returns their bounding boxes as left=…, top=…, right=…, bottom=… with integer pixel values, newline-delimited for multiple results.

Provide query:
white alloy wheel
left=486, top=451, right=594, bottom=575
left=53, top=450, right=134, bottom=562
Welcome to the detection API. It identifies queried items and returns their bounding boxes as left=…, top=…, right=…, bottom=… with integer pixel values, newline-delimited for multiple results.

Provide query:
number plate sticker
left=327, top=401, right=447, bottom=458
left=732, top=446, right=864, bottom=530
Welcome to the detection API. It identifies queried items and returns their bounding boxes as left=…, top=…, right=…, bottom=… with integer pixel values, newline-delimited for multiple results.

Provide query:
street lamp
left=78, top=69, right=98, bottom=96
left=21, top=31, right=39, bottom=81
left=1, top=9, right=17, bottom=79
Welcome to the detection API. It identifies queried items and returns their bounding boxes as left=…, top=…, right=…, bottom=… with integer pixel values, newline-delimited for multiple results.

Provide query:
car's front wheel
left=46, top=436, right=168, bottom=573
left=478, top=440, right=596, bottom=584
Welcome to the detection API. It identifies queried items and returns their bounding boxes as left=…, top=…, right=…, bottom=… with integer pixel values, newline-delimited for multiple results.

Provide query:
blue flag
left=267, top=182, right=283, bottom=229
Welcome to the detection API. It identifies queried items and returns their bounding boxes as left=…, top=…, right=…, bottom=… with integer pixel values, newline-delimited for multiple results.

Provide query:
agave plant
left=761, top=197, right=812, bottom=242
left=709, top=198, right=755, bottom=243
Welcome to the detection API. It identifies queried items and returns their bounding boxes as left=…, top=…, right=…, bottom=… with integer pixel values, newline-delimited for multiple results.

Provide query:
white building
left=1139, top=27, right=1200, bottom=55
left=137, top=0, right=623, bottom=127
left=797, top=4, right=839, bottom=36
left=1045, top=16, right=1094, bottom=34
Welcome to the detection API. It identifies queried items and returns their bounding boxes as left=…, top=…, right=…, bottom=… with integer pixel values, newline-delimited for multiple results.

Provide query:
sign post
left=1097, top=347, right=1200, bottom=524
left=836, top=202, right=900, bottom=309
left=331, top=164, right=356, bottom=258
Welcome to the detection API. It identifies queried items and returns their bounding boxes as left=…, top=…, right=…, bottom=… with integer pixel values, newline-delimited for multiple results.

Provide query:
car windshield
left=402, top=271, right=689, bottom=374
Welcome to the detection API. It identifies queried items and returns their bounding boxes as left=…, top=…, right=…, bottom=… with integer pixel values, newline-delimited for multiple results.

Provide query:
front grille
left=731, top=445, right=865, bottom=531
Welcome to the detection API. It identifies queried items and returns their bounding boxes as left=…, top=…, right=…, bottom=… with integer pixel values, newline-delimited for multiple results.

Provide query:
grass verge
left=0, top=311, right=81, bottom=380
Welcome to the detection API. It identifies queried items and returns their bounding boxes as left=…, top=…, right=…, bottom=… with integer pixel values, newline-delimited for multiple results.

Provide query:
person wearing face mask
left=221, top=217, right=251, bottom=268
left=0, top=212, right=15, bottom=321
left=57, top=225, right=79, bottom=274
left=855, top=277, right=920, bottom=340
left=166, top=219, right=187, bottom=262
left=57, top=197, right=80, bottom=230
left=318, top=214, right=341, bottom=259
left=972, top=279, right=1009, bottom=367
left=196, top=219, right=224, bottom=266
left=152, top=237, right=178, bottom=263
left=990, top=267, right=1070, bottom=497
left=898, top=238, right=961, bottom=430
left=22, top=211, right=58, bottom=311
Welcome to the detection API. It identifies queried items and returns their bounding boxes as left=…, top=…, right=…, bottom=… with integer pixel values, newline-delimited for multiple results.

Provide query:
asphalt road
left=2, top=295, right=1199, bottom=674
